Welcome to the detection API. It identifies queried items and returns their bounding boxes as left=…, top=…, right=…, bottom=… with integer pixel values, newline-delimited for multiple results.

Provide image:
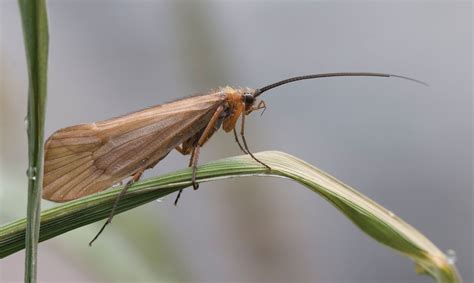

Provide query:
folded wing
left=43, top=93, right=224, bottom=202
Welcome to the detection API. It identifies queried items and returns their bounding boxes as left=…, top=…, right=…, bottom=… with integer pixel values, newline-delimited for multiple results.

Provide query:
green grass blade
left=0, top=151, right=461, bottom=283
left=17, top=0, right=49, bottom=282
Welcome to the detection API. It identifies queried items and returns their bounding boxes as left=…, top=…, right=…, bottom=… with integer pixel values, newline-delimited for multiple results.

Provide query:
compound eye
left=244, top=94, right=255, bottom=104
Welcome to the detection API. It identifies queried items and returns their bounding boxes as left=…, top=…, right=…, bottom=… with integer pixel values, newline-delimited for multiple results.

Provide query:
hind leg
left=89, top=168, right=144, bottom=246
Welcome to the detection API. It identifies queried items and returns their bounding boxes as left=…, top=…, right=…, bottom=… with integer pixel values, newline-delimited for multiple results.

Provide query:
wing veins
left=43, top=92, right=226, bottom=201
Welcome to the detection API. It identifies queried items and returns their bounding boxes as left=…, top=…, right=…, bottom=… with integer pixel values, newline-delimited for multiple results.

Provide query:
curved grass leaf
left=17, top=0, right=49, bottom=281
left=0, top=151, right=461, bottom=283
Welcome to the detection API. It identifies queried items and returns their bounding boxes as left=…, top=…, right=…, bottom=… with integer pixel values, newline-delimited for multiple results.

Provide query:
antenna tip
left=389, top=74, right=429, bottom=87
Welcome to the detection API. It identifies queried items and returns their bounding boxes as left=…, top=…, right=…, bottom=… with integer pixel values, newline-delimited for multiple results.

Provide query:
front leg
left=191, top=105, right=225, bottom=187
left=174, top=105, right=225, bottom=205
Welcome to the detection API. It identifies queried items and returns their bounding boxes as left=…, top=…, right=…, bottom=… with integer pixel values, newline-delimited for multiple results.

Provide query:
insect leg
left=191, top=106, right=227, bottom=187
left=247, top=100, right=267, bottom=114
left=190, top=145, right=201, bottom=190
left=233, top=128, right=248, bottom=154
left=174, top=147, right=196, bottom=205
left=191, top=105, right=225, bottom=187
left=174, top=105, right=225, bottom=205
left=255, top=100, right=267, bottom=116
left=239, top=107, right=271, bottom=170
left=89, top=169, right=144, bottom=246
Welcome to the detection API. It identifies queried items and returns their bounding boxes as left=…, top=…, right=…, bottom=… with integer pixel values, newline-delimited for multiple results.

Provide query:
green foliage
left=17, top=0, right=49, bottom=282
left=0, top=151, right=461, bottom=283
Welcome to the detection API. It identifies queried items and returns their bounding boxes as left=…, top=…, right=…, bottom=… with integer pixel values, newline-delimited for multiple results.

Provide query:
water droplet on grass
left=26, top=166, right=37, bottom=180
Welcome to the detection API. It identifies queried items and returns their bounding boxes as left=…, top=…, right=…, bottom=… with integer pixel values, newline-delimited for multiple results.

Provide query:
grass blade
left=17, top=0, right=49, bottom=282
left=0, top=151, right=461, bottom=283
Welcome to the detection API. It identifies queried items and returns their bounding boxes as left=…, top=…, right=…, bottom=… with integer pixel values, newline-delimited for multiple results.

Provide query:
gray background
left=1, top=1, right=472, bottom=282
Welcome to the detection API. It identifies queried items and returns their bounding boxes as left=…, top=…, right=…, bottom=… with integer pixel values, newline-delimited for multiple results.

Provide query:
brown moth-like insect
left=42, top=72, right=425, bottom=245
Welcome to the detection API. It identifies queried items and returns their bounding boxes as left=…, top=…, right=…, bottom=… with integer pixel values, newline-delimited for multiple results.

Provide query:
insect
left=42, top=72, right=425, bottom=245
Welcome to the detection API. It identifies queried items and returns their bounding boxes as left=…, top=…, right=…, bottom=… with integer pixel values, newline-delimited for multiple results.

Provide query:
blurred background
left=1, top=1, right=472, bottom=282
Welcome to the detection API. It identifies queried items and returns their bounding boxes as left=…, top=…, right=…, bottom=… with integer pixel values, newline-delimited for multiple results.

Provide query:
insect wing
left=43, top=93, right=225, bottom=202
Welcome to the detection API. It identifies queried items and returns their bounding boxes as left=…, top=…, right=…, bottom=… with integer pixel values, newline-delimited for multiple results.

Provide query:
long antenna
left=253, top=72, right=427, bottom=97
